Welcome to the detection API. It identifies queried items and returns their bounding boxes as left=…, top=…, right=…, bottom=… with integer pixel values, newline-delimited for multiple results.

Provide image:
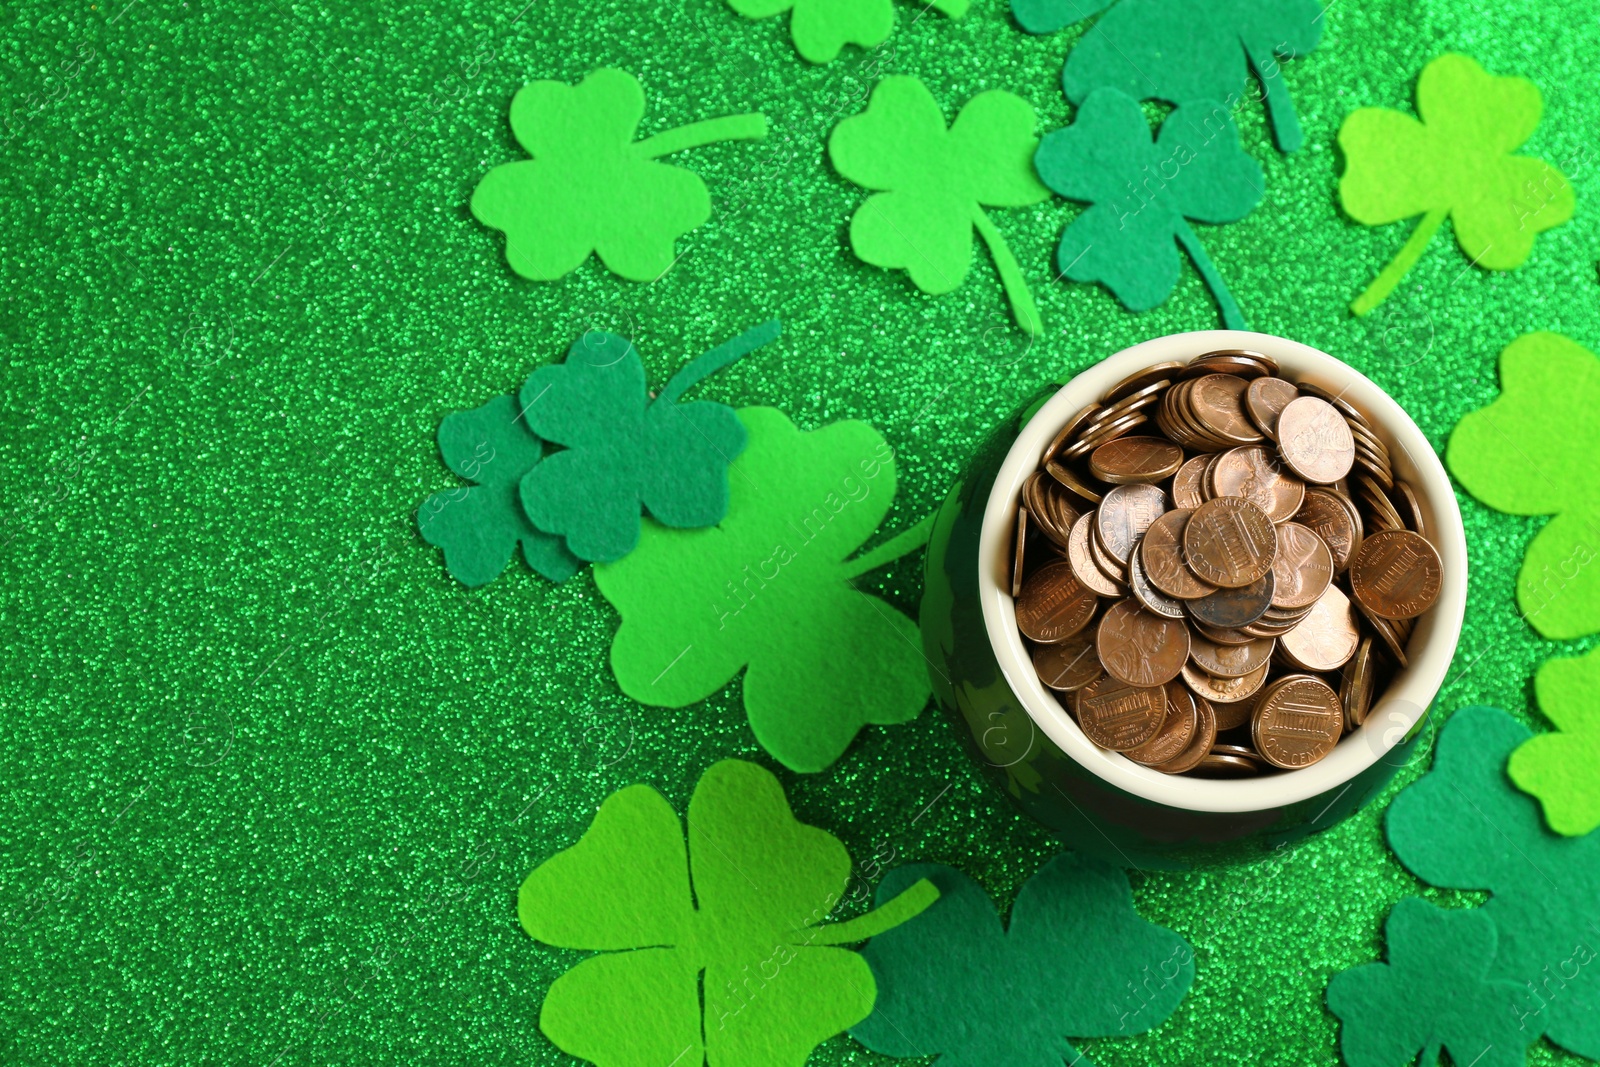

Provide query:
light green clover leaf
left=829, top=76, right=1051, bottom=335
left=1509, top=644, right=1600, bottom=836
left=1339, top=54, right=1573, bottom=315
left=520, top=759, right=938, bottom=1067
left=728, top=0, right=967, bottom=64
left=471, top=68, right=767, bottom=282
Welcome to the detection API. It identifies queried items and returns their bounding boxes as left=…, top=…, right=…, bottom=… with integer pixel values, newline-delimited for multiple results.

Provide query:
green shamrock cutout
left=1447, top=332, right=1600, bottom=640
left=1011, top=0, right=1322, bottom=153
left=594, top=406, right=931, bottom=772
left=1340, top=54, right=1573, bottom=315
left=1035, top=89, right=1261, bottom=330
left=1509, top=645, right=1600, bottom=836
left=519, top=759, right=938, bottom=1067
left=829, top=76, right=1050, bottom=336
left=851, top=855, right=1194, bottom=1066
left=727, top=0, right=967, bottom=65
left=471, top=69, right=768, bottom=282
left=416, top=394, right=579, bottom=586
left=520, top=321, right=779, bottom=563
left=1386, top=705, right=1600, bottom=1058
left=1328, top=899, right=1540, bottom=1067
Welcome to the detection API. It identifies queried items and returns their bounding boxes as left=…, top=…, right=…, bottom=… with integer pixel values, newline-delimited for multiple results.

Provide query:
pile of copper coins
left=1011, top=350, right=1443, bottom=777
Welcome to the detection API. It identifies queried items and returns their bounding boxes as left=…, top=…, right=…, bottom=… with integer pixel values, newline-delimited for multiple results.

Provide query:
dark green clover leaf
left=520, top=320, right=779, bottom=563
left=416, top=394, right=579, bottom=587
left=1035, top=89, right=1261, bottom=330
left=852, top=855, right=1194, bottom=1066
left=1328, top=899, right=1541, bottom=1067
left=1012, top=0, right=1322, bottom=152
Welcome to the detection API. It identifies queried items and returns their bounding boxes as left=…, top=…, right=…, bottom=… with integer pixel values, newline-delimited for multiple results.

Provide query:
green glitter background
left=1, top=0, right=1596, bottom=1063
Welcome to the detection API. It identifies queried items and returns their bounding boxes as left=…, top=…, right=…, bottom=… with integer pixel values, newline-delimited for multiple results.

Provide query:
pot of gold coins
left=920, top=331, right=1467, bottom=869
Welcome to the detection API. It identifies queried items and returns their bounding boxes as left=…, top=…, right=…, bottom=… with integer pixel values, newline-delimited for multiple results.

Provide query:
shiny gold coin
left=1270, top=522, right=1335, bottom=611
left=1014, top=560, right=1098, bottom=644
left=1210, top=445, right=1306, bottom=522
left=1096, top=598, right=1191, bottom=688
left=1245, top=376, right=1300, bottom=438
left=1295, top=487, right=1362, bottom=573
left=1067, top=511, right=1124, bottom=598
left=1032, top=629, right=1103, bottom=692
left=1276, top=396, right=1356, bottom=485
left=1185, top=496, right=1277, bottom=588
left=1189, top=632, right=1275, bottom=678
left=1090, top=436, right=1184, bottom=485
left=1139, top=509, right=1215, bottom=600
left=1170, top=455, right=1211, bottom=510
left=1074, top=674, right=1166, bottom=751
left=1277, top=584, right=1361, bottom=672
left=1012, top=505, right=1029, bottom=598
left=1252, top=674, right=1342, bottom=769
left=1095, top=483, right=1168, bottom=566
left=1150, top=691, right=1217, bottom=774
left=1349, top=529, right=1443, bottom=620
left=1125, top=681, right=1199, bottom=766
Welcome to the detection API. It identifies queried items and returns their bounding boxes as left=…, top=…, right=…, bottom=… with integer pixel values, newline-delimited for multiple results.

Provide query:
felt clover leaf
left=1328, top=899, right=1540, bottom=1067
left=594, top=406, right=931, bottom=773
left=519, top=759, right=938, bottom=1067
left=852, top=855, right=1194, bottom=1067
left=1340, top=54, right=1574, bottom=315
left=1011, top=0, right=1322, bottom=152
left=829, top=76, right=1051, bottom=336
left=1509, top=645, right=1600, bottom=836
left=727, top=0, right=968, bottom=65
left=1447, top=332, right=1600, bottom=640
left=471, top=68, right=768, bottom=282
left=416, top=394, right=579, bottom=586
left=520, top=321, right=779, bottom=563
left=1035, top=90, right=1261, bottom=330
left=1386, top=705, right=1600, bottom=1059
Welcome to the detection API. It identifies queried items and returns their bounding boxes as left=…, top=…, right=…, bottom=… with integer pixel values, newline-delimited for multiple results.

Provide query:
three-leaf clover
left=1386, top=705, right=1600, bottom=1059
left=519, top=759, right=938, bottom=1067
left=416, top=394, right=579, bottom=586
left=471, top=68, right=768, bottom=282
left=829, top=76, right=1051, bottom=335
left=1328, top=899, right=1541, bottom=1067
left=1011, top=0, right=1323, bottom=152
left=520, top=321, right=779, bottom=563
left=1509, top=645, right=1600, bottom=836
left=1340, top=54, right=1574, bottom=315
left=852, top=855, right=1194, bottom=1066
left=727, top=0, right=967, bottom=64
left=1035, top=90, right=1262, bottom=330
left=1447, top=332, right=1600, bottom=640
left=593, top=406, right=932, bottom=773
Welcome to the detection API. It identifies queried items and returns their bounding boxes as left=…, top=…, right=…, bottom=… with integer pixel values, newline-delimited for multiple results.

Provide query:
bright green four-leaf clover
left=1509, top=644, right=1600, bottom=837
left=726, top=0, right=967, bottom=65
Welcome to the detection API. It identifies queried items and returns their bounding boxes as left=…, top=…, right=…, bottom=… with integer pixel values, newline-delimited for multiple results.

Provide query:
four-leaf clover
left=727, top=0, right=967, bottom=64
left=1328, top=899, right=1540, bottom=1067
left=829, top=76, right=1051, bottom=335
left=1011, top=0, right=1323, bottom=152
left=1340, top=54, right=1573, bottom=315
left=852, top=855, right=1194, bottom=1067
left=1508, top=644, right=1600, bottom=836
left=594, top=406, right=932, bottom=772
left=520, top=759, right=938, bottom=1067
left=1447, top=332, right=1600, bottom=640
left=1035, top=90, right=1262, bottom=330
left=471, top=68, right=768, bottom=282
left=520, top=321, right=779, bottom=563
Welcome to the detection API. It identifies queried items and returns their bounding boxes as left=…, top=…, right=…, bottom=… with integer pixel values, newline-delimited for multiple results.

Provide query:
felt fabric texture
left=725, top=0, right=968, bottom=64
left=1446, top=332, right=1600, bottom=641
left=416, top=394, right=580, bottom=586
left=1034, top=90, right=1262, bottom=331
left=594, top=406, right=931, bottom=773
left=851, top=855, right=1194, bottom=1067
left=518, top=759, right=938, bottom=1067
left=520, top=323, right=777, bottom=563
left=470, top=68, right=768, bottom=282
left=1385, top=706, right=1600, bottom=1059
left=1508, top=645, right=1600, bottom=836
left=1011, top=0, right=1323, bottom=153
left=828, top=76, right=1051, bottom=335
left=1326, top=898, right=1541, bottom=1067
left=1338, top=54, right=1574, bottom=315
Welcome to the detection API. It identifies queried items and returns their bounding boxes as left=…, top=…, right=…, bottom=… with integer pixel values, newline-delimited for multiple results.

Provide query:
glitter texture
left=0, top=0, right=1595, bottom=1065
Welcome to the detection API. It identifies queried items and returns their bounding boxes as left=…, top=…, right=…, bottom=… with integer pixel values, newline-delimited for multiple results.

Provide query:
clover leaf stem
left=806, top=877, right=939, bottom=945
left=659, top=319, right=782, bottom=405
left=637, top=115, right=770, bottom=160
left=971, top=208, right=1042, bottom=336
left=842, top=515, right=934, bottom=580
left=1351, top=206, right=1448, bottom=316
left=1174, top=219, right=1247, bottom=330
left=1250, top=48, right=1303, bottom=153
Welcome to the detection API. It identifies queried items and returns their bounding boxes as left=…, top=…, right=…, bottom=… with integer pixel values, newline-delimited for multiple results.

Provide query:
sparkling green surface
left=1, top=1, right=1596, bottom=1064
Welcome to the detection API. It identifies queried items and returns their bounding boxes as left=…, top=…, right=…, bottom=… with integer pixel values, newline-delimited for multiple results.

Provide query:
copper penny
left=1151, top=691, right=1217, bottom=773
left=1349, top=529, right=1443, bottom=620
left=1090, top=436, right=1184, bottom=485
left=1393, top=480, right=1428, bottom=539
left=1014, top=560, right=1098, bottom=644
left=1060, top=412, right=1149, bottom=461
left=1024, top=471, right=1081, bottom=548
left=1044, top=459, right=1104, bottom=504
left=1192, top=753, right=1262, bottom=777
left=1103, top=363, right=1183, bottom=402
left=1189, top=632, right=1275, bottom=678
left=1356, top=600, right=1410, bottom=667
left=1180, top=660, right=1270, bottom=714
left=1189, top=570, right=1275, bottom=630
left=1128, top=548, right=1187, bottom=620
left=1170, top=455, right=1211, bottom=511
left=1043, top=403, right=1101, bottom=463
left=1125, top=681, right=1199, bottom=766
left=1012, top=505, right=1029, bottom=598
left=1088, top=521, right=1129, bottom=584
left=1139, top=509, right=1215, bottom=600
left=1340, top=636, right=1374, bottom=731
left=1192, top=619, right=1259, bottom=645
left=1095, top=483, right=1168, bottom=566
left=1188, top=373, right=1264, bottom=444
left=1210, top=445, right=1305, bottom=522
left=1276, top=396, right=1356, bottom=485
left=1251, top=674, right=1343, bottom=769
left=1184, top=497, right=1277, bottom=588
left=1074, top=674, right=1166, bottom=751
left=1295, top=487, right=1362, bottom=573
left=1067, top=511, right=1124, bottom=598
left=1270, top=522, right=1335, bottom=610
left=1245, top=376, right=1299, bottom=438
left=1096, top=598, right=1190, bottom=688
left=1032, top=630, right=1103, bottom=692
left=1189, top=349, right=1278, bottom=377
left=1278, top=584, right=1361, bottom=671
